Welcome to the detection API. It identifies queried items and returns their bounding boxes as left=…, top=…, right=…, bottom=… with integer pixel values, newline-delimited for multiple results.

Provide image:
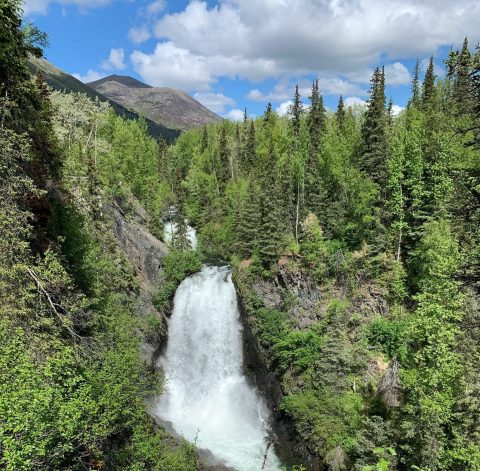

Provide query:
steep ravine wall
left=105, top=200, right=169, bottom=365
left=234, top=267, right=326, bottom=471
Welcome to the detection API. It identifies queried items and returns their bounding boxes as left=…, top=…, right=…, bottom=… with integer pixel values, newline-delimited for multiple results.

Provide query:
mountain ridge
left=88, top=74, right=153, bottom=89
left=88, top=76, right=222, bottom=131
left=28, top=56, right=180, bottom=142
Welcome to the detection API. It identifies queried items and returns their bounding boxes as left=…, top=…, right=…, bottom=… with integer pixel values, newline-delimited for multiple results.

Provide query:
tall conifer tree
left=290, top=84, right=303, bottom=137
left=421, top=56, right=437, bottom=110
left=336, top=94, right=346, bottom=130
left=409, top=59, right=421, bottom=107
left=361, top=67, right=388, bottom=187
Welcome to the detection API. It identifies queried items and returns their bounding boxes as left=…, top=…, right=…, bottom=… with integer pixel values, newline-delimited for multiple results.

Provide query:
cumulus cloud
left=128, top=25, right=151, bottom=45
left=194, top=92, right=235, bottom=113
left=146, top=0, right=166, bottom=15
left=130, top=41, right=280, bottom=91
left=73, top=69, right=105, bottom=83
left=384, top=62, right=411, bottom=85
left=130, top=0, right=480, bottom=91
left=101, top=48, right=126, bottom=70
left=24, top=0, right=112, bottom=15
left=348, top=62, right=411, bottom=86
left=344, top=96, right=368, bottom=108
left=224, top=109, right=244, bottom=121
left=391, top=104, right=405, bottom=116
left=276, top=101, right=293, bottom=117
left=247, top=76, right=366, bottom=106
left=131, top=42, right=214, bottom=91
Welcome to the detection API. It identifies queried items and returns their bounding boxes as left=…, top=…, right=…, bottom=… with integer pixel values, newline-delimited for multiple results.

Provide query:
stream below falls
left=154, top=265, right=282, bottom=471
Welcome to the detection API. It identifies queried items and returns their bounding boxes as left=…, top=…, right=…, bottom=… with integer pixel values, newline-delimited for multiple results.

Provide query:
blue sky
left=25, top=0, right=480, bottom=120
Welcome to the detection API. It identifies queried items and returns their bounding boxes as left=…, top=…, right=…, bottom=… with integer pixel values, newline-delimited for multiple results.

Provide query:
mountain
left=88, top=75, right=222, bottom=131
left=28, top=56, right=180, bottom=142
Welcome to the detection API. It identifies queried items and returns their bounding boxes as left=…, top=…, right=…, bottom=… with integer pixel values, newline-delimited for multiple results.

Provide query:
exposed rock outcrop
left=235, top=259, right=391, bottom=471
left=105, top=200, right=169, bottom=365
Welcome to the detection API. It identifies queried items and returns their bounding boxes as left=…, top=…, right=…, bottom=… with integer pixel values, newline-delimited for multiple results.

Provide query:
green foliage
left=300, top=213, right=328, bottom=281
left=3, top=7, right=480, bottom=470
left=273, top=327, right=324, bottom=372
left=253, top=307, right=288, bottom=349
left=366, top=318, right=406, bottom=359
left=282, top=388, right=364, bottom=453
left=154, top=250, right=202, bottom=308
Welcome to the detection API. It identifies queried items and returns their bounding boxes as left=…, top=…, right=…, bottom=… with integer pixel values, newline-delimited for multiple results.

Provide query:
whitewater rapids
left=155, top=265, right=282, bottom=471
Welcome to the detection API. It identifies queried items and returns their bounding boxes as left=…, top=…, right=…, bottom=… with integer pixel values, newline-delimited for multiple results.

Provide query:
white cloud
left=247, top=76, right=366, bottom=106
left=24, top=0, right=112, bottom=15
left=133, top=0, right=479, bottom=92
left=130, top=41, right=280, bottom=91
left=224, top=108, right=244, bottom=121
left=344, top=96, right=367, bottom=108
left=276, top=101, right=292, bottom=116
left=147, top=0, right=166, bottom=15
left=194, top=92, right=235, bottom=113
left=73, top=69, right=105, bottom=83
left=101, top=48, right=126, bottom=71
left=391, top=104, right=405, bottom=116
left=348, top=62, right=411, bottom=86
left=131, top=42, right=214, bottom=91
left=128, top=25, right=151, bottom=45
left=384, top=62, right=411, bottom=85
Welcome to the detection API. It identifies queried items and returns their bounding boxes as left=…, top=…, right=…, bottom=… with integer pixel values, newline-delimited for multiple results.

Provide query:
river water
left=154, top=265, right=282, bottom=471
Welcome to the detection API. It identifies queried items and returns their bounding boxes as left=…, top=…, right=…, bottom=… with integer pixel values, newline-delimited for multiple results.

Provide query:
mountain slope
left=28, top=56, right=180, bottom=142
left=88, top=75, right=221, bottom=131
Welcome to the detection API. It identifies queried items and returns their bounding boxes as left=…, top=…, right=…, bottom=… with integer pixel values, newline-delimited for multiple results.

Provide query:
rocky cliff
left=104, top=199, right=168, bottom=365
left=234, top=258, right=391, bottom=470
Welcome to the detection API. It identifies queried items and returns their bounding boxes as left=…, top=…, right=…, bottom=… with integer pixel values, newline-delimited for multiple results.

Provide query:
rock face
left=88, top=75, right=222, bottom=131
left=235, top=260, right=390, bottom=471
left=253, top=262, right=324, bottom=329
left=105, top=201, right=169, bottom=365
left=236, top=265, right=326, bottom=471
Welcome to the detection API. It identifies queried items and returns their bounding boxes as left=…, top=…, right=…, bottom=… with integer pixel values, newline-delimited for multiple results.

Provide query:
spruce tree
left=451, top=37, right=473, bottom=114
left=264, top=102, right=273, bottom=128
left=409, top=59, right=421, bottom=107
left=290, top=84, right=303, bottom=137
left=360, top=67, right=388, bottom=187
left=305, top=80, right=326, bottom=216
left=218, top=122, right=230, bottom=190
left=236, top=181, right=260, bottom=258
left=336, top=94, right=346, bottom=130
left=307, top=79, right=326, bottom=153
left=258, top=138, right=284, bottom=268
left=420, top=56, right=437, bottom=110
left=244, top=120, right=257, bottom=174
left=387, top=98, right=394, bottom=127
left=200, top=125, right=208, bottom=153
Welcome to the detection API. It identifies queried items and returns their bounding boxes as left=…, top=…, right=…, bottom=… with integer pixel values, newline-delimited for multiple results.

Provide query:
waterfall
left=155, top=265, right=282, bottom=471
left=163, top=220, right=197, bottom=250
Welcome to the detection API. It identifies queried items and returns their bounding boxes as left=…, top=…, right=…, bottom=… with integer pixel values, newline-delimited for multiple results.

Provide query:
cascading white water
left=155, top=265, right=282, bottom=471
left=163, top=220, right=197, bottom=249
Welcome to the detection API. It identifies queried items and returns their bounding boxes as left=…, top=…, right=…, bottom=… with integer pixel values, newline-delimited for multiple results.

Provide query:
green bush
left=273, top=328, right=324, bottom=372
left=253, top=307, right=288, bottom=349
left=154, top=250, right=202, bottom=308
left=366, top=318, right=406, bottom=359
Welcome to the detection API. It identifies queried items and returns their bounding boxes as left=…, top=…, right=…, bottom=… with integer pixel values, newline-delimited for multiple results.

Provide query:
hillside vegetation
left=164, top=47, right=480, bottom=469
left=0, top=2, right=197, bottom=469
left=2, top=0, right=480, bottom=469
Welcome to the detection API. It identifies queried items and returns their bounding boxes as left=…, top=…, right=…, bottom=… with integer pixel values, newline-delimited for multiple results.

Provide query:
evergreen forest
left=1, top=0, right=480, bottom=469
